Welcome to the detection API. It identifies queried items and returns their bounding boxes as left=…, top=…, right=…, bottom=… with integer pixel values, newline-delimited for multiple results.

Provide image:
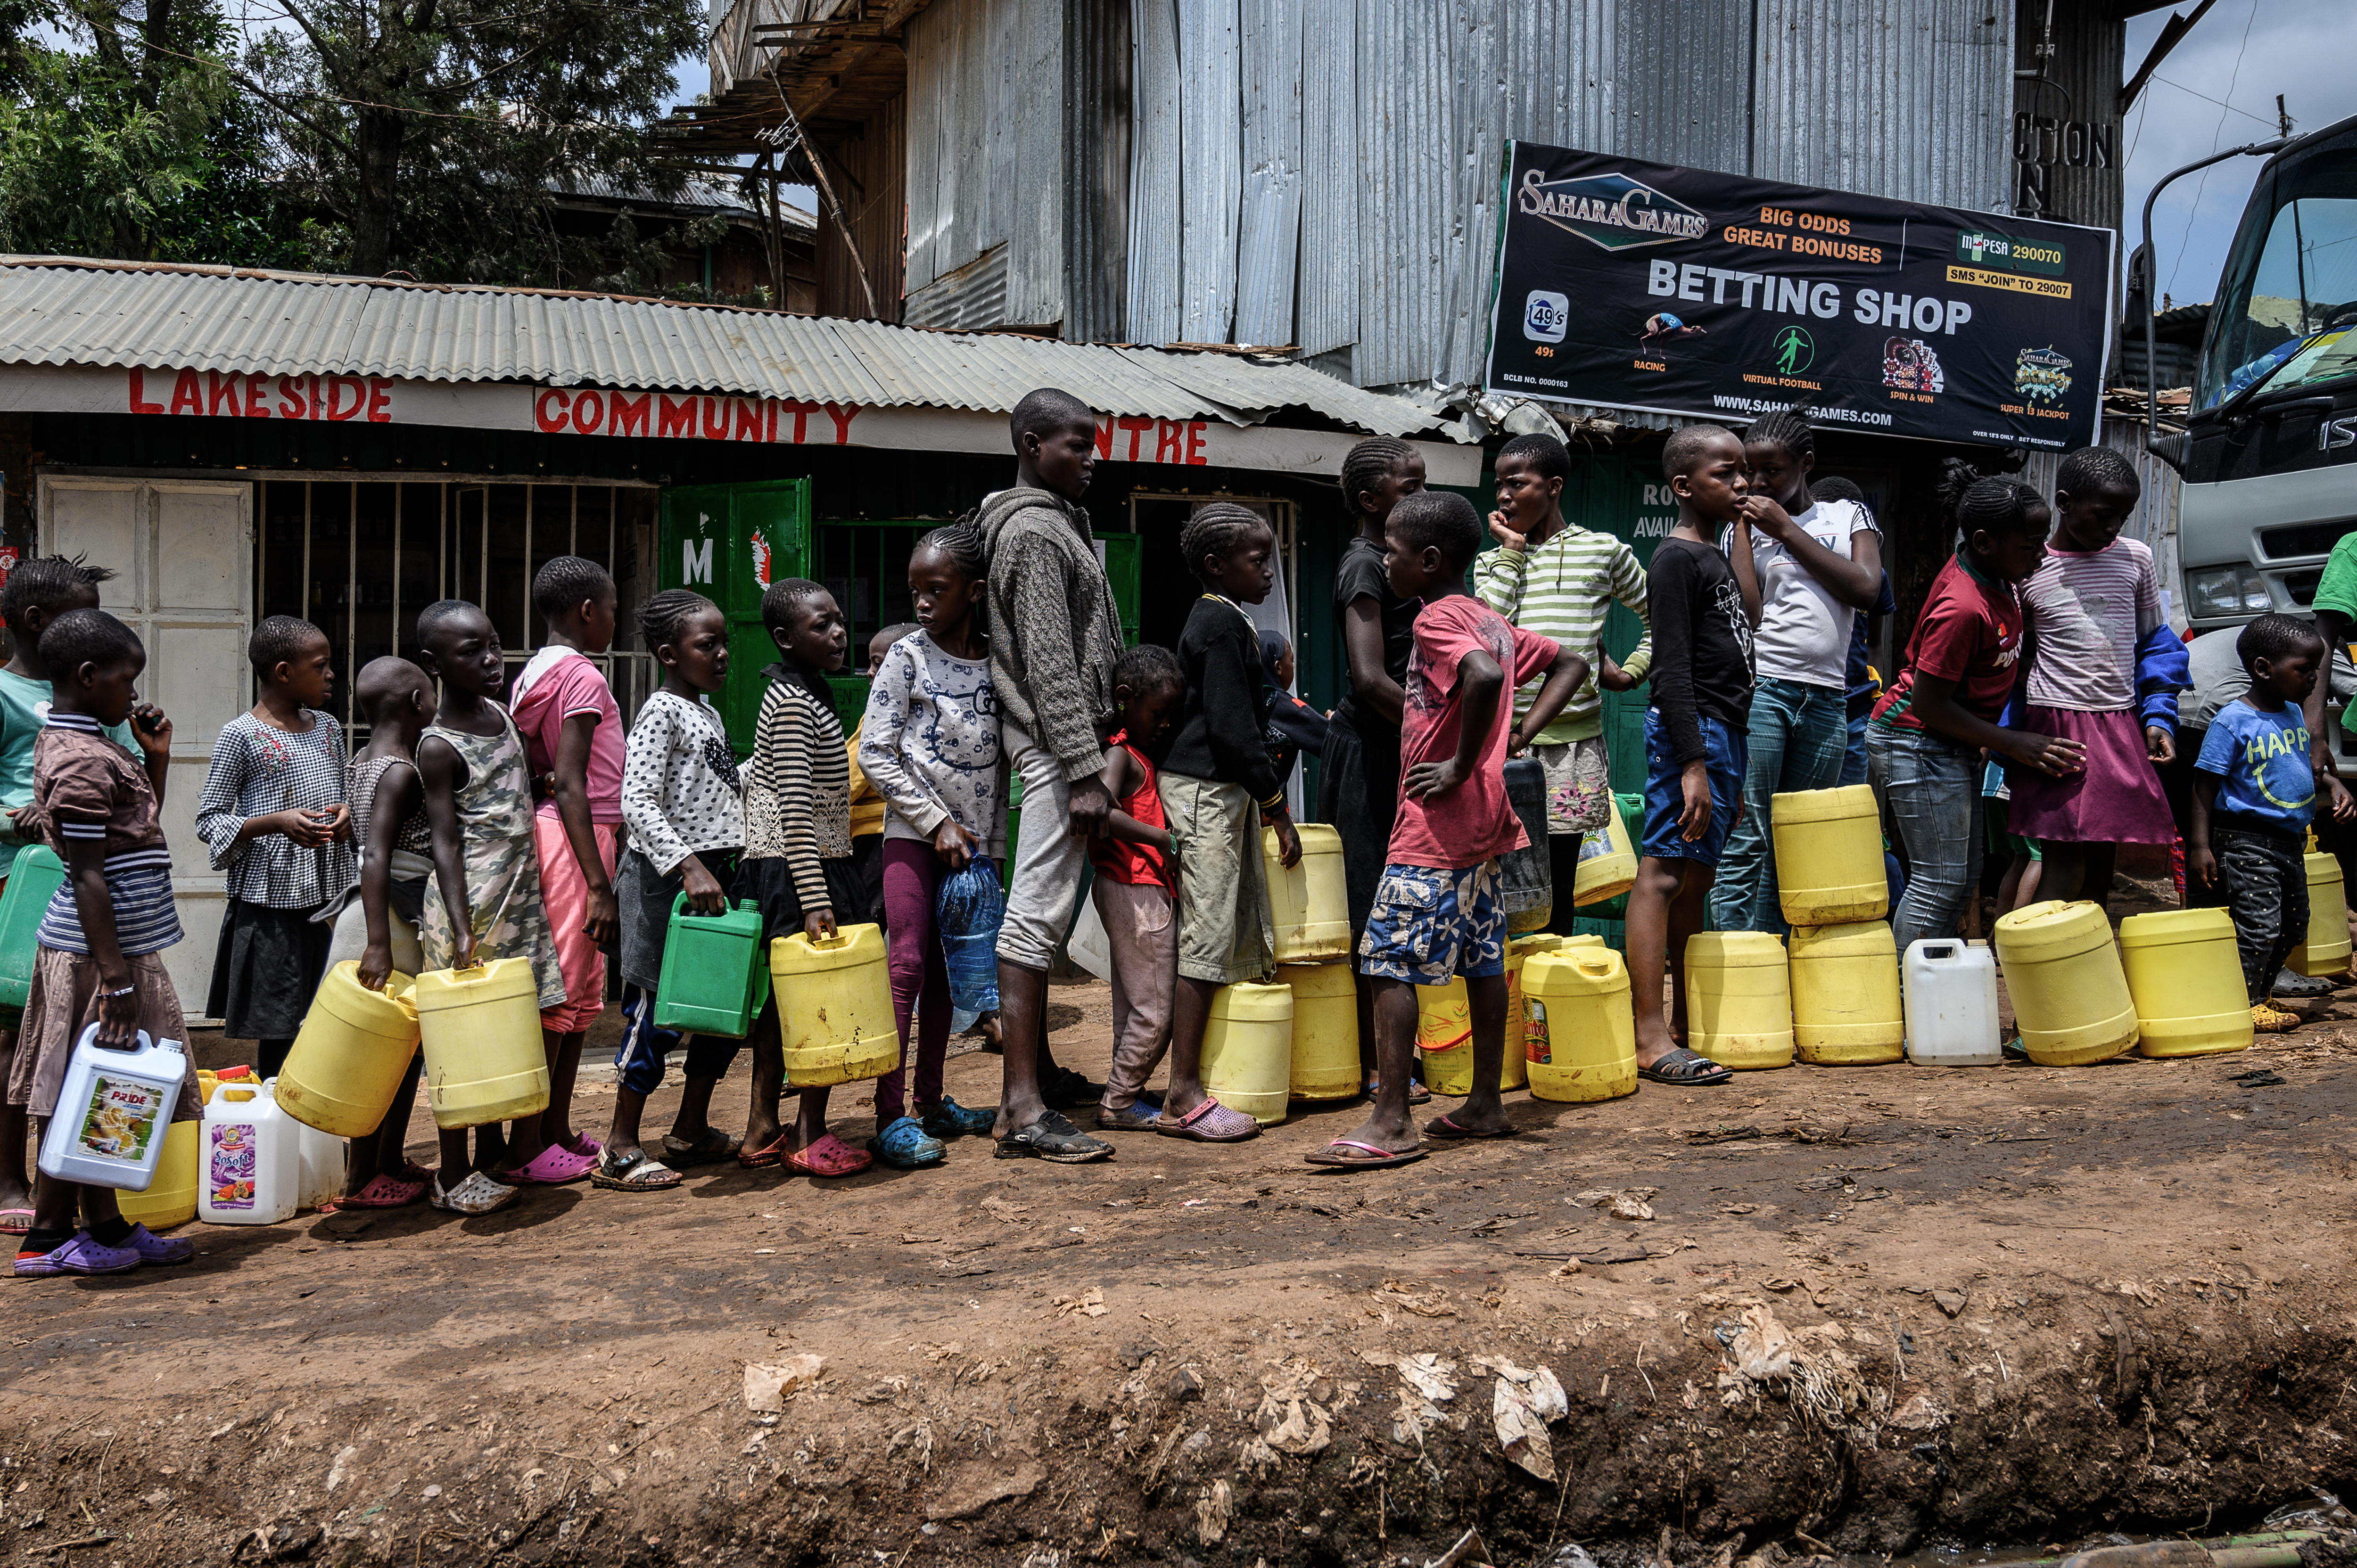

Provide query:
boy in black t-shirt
left=1628, top=425, right=1760, bottom=1087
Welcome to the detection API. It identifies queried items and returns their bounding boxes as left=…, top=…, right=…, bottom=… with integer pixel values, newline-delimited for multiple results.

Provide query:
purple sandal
left=502, top=1143, right=597, bottom=1186
left=1157, top=1097, right=1261, bottom=1144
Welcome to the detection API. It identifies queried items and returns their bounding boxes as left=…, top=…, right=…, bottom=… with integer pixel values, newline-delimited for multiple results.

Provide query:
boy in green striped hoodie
left=1475, top=433, right=1651, bottom=932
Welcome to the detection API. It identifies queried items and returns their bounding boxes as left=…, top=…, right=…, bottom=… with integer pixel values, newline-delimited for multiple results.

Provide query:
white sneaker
left=430, top=1170, right=519, bottom=1215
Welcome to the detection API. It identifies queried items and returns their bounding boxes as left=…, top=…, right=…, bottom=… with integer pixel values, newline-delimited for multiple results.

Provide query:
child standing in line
left=2006, top=447, right=2174, bottom=909
left=504, top=557, right=624, bottom=1184
left=601, top=591, right=754, bottom=1191
left=737, top=578, right=871, bottom=1178
left=858, top=532, right=1003, bottom=1169
left=1259, top=631, right=1327, bottom=792
left=1868, top=473, right=2079, bottom=953
left=847, top=623, right=915, bottom=934
left=414, top=599, right=565, bottom=1215
left=1708, top=409, right=1882, bottom=935
left=0, top=556, right=130, bottom=1237
left=11, top=609, right=195, bottom=1277
left=1155, top=504, right=1301, bottom=1145
left=321, top=656, right=440, bottom=1209
left=1307, top=492, right=1585, bottom=1168
left=1626, top=427, right=1760, bottom=1087
left=1090, top=643, right=1185, bottom=1133
left=1319, top=437, right=1430, bottom=1101
left=1805, top=475, right=1898, bottom=790
left=1475, top=431, right=1652, bottom=933
left=197, top=616, right=354, bottom=1079
left=2190, top=616, right=2355, bottom=1033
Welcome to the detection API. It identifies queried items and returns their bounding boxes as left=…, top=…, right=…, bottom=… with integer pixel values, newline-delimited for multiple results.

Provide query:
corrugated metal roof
left=0, top=256, right=1454, bottom=436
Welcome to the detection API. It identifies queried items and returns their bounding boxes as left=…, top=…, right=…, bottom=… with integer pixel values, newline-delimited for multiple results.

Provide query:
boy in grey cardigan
left=978, top=386, right=1123, bottom=1164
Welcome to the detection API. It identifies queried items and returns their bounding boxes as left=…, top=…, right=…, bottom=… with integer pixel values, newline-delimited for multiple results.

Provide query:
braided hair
left=2055, top=445, right=2140, bottom=501
left=1114, top=641, right=1183, bottom=697
left=1178, top=503, right=1270, bottom=584
left=1938, top=460, right=2045, bottom=539
left=1340, top=436, right=1415, bottom=520
left=1744, top=404, right=1815, bottom=462
left=637, top=588, right=716, bottom=656
left=913, top=524, right=986, bottom=582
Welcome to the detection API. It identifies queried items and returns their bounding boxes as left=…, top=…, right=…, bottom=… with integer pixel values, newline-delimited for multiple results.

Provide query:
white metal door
left=38, top=476, right=253, bottom=1025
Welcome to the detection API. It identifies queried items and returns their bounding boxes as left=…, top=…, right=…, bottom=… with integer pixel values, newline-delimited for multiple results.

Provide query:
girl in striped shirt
left=735, top=579, right=872, bottom=1178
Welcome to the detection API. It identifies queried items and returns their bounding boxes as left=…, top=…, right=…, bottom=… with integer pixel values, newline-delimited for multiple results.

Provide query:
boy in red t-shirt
left=1308, top=492, right=1585, bottom=1169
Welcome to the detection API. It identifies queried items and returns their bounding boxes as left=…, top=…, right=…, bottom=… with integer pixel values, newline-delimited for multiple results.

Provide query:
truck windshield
left=2197, top=148, right=2357, bottom=410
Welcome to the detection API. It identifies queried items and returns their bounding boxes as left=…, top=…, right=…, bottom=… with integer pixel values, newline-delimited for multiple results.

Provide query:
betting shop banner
left=1483, top=141, right=2116, bottom=451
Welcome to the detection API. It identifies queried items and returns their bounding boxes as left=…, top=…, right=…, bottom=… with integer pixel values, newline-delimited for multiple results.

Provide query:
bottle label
left=209, top=1123, right=259, bottom=1209
left=1525, top=999, right=1551, bottom=1065
left=75, top=1074, right=164, bottom=1165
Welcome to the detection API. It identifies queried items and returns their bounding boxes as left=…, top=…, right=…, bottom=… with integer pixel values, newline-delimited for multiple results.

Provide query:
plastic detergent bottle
left=653, top=897, right=769, bottom=1037
left=1520, top=948, right=1638, bottom=1102
left=1787, top=921, right=1904, bottom=1065
left=198, top=1080, right=300, bottom=1224
left=1201, top=980, right=1293, bottom=1125
left=276, top=961, right=421, bottom=1137
left=1572, top=800, right=1638, bottom=907
left=1993, top=900, right=2140, bottom=1065
left=1500, top=933, right=1566, bottom=1090
left=1282, top=961, right=1359, bottom=1101
left=36, top=1025, right=185, bottom=1192
left=770, top=923, right=899, bottom=1087
left=1415, top=976, right=1473, bottom=1094
left=1262, top=824, right=1351, bottom=962
left=413, top=958, right=552, bottom=1128
left=1684, top=931, right=1795, bottom=1069
left=0, top=845, right=66, bottom=1022
left=1498, top=758, right=1554, bottom=934
left=1900, top=938, right=2002, bottom=1065
left=2119, top=908, right=2253, bottom=1059
left=2292, top=853, right=2353, bottom=978
left=1770, top=784, right=1890, bottom=926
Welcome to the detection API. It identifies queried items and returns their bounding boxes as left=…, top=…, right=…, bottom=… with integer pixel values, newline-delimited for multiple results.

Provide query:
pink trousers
left=536, top=814, right=620, bottom=1035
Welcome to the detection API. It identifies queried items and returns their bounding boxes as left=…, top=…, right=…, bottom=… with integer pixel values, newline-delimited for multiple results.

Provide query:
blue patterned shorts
left=1357, top=860, right=1507, bottom=985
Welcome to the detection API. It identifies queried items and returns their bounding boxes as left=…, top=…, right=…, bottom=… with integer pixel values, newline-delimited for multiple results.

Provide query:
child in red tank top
left=1089, top=647, right=1183, bottom=1130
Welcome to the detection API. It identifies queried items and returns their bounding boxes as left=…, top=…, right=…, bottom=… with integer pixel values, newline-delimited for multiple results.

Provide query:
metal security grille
left=253, top=476, right=659, bottom=738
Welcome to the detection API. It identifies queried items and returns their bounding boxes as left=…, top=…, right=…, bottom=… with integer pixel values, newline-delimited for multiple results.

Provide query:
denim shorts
left=1640, top=708, right=1747, bottom=866
left=1358, top=860, right=1508, bottom=985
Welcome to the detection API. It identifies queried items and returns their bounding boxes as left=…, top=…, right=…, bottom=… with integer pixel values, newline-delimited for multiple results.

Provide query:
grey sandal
left=995, top=1110, right=1114, bottom=1163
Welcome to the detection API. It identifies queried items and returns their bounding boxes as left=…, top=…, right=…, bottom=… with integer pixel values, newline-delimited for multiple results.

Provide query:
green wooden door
left=659, top=479, right=812, bottom=754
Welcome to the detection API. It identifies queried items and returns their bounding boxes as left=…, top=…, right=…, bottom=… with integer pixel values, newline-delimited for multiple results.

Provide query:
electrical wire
left=2166, top=0, right=2259, bottom=299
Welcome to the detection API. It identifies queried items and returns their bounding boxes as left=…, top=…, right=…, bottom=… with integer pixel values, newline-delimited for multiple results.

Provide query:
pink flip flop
left=784, top=1133, right=872, bottom=1178
left=328, top=1174, right=429, bottom=1209
left=503, top=1144, right=597, bottom=1186
left=1157, top=1097, right=1261, bottom=1143
left=561, top=1131, right=602, bottom=1158
left=0, top=1208, right=33, bottom=1235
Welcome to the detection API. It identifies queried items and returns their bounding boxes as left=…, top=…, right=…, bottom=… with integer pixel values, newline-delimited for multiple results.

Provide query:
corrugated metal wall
left=1177, top=0, right=1242, bottom=343
left=1124, top=0, right=1183, bottom=345
left=817, top=93, right=908, bottom=321
left=1234, top=0, right=1302, bottom=349
left=1063, top=0, right=1131, bottom=344
left=1294, top=0, right=1356, bottom=361
left=2011, top=0, right=2124, bottom=235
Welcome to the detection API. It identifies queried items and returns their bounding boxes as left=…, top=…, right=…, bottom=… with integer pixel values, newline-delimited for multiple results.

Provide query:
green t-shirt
left=2313, top=534, right=2357, bottom=738
left=0, top=668, right=138, bottom=879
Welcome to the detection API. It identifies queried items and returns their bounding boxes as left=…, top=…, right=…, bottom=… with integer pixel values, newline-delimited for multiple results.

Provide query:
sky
left=2123, top=0, right=2357, bottom=309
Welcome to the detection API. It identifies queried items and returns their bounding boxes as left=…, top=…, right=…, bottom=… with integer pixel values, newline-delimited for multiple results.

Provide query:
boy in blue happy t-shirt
left=2189, top=615, right=2355, bottom=1033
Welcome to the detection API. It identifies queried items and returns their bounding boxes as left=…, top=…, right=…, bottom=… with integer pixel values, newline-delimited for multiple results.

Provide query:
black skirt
left=207, top=899, right=335, bottom=1040
left=1317, top=713, right=1402, bottom=932
left=736, top=854, right=868, bottom=946
left=617, top=846, right=745, bottom=993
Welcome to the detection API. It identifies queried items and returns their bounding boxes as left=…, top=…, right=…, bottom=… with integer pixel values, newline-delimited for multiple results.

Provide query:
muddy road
left=5, top=974, right=2356, bottom=1568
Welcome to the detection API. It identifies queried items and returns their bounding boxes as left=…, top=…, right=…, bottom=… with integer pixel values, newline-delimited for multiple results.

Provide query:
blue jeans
left=1706, top=677, right=1848, bottom=934
left=1867, top=722, right=1984, bottom=955
left=1640, top=709, right=1747, bottom=865
left=1841, top=707, right=1871, bottom=787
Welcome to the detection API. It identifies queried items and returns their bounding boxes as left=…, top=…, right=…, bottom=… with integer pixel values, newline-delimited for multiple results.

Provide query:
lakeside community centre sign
left=1484, top=140, right=2116, bottom=451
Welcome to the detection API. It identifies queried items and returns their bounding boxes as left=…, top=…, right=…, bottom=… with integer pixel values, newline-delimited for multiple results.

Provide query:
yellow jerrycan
left=770, top=923, right=899, bottom=1087
left=1500, top=934, right=1565, bottom=1091
left=1283, top=961, right=1360, bottom=1101
left=117, top=1118, right=199, bottom=1231
left=1993, top=900, right=2140, bottom=1065
left=1787, top=921, right=1904, bottom=1065
left=2293, top=852, right=2352, bottom=978
left=1263, top=825, right=1351, bottom=962
left=276, top=962, right=421, bottom=1136
left=1416, top=975, right=1473, bottom=1092
left=1201, top=980, right=1293, bottom=1125
left=1685, top=931, right=1794, bottom=1069
left=413, top=959, right=550, bottom=1129
left=1771, top=784, right=1890, bottom=926
left=2120, top=908, right=2252, bottom=1058
left=1521, top=948, right=1638, bottom=1102
left=1573, top=800, right=1638, bottom=906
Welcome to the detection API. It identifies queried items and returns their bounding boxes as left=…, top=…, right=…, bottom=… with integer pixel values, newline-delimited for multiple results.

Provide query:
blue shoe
left=920, top=1097, right=996, bottom=1138
left=871, top=1116, right=946, bottom=1168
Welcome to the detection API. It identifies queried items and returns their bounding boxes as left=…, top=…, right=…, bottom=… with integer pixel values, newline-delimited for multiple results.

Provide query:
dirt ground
left=8, top=904, right=2357, bottom=1568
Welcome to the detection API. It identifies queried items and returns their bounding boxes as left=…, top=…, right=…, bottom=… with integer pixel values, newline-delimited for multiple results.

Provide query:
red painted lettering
left=572, top=390, right=604, bottom=434
left=279, top=377, right=306, bottom=419
left=781, top=399, right=819, bottom=443
left=1094, top=415, right=1114, bottom=460
left=1185, top=420, right=1207, bottom=465
left=609, top=392, right=650, bottom=437
left=169, top=369, right=201, bottom=417
left=763, top=401, right=776, bottom=443
left=701, top=398, right=729, bottom=441
left=535, top=389, right=572, bottom=432
left=128, top=368, right=163, bottom=416
left=656, top=395, right=694, bottom=437
left=734, top=400, right=763, bottom=442
left=326, top=376, right=366, bottom=420
left=1154, top=419, right=1184, bottom=463
left=206, top=371, right=241, bottom=417
left=826, top=403, right=858, bottom=443
left=1118, top=415, right=1154, bottom=461
left=364, top=380, right=390, bottom=423
left=247, top=377, right=270, bottom=419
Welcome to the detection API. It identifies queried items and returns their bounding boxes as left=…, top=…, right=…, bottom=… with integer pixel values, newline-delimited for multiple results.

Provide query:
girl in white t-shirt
left=1706, top=408, right=1886, bottom=935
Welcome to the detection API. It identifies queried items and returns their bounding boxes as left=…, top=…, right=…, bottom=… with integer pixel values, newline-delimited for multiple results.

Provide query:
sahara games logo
left=1517, top=169, right=1709, bottom=251
left=2016, top=346, right=2072, bottom=402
